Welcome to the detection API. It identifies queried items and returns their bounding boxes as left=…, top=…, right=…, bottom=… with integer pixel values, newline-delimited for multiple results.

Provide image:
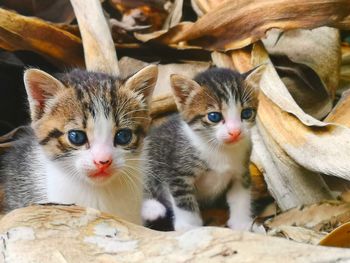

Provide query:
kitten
left=0, top=65, right=157, bottom=224
left=141, top=67, right=265, bottom=231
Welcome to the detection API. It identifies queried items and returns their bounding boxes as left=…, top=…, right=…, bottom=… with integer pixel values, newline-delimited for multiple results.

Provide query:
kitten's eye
left=207, top=112, right=223, bottom=123
left=68, top=130, right=87, bottom=146
left=115, top=129, right=133, bottom=146
left=241, top=108, right=255, bottom=120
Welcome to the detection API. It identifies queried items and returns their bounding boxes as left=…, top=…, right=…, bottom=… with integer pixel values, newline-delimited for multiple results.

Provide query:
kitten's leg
left=226, top=173, right=254, bottom=231
left=169, top=179, right=203, bottom=231
left=141, top=184, right=167, bottom=222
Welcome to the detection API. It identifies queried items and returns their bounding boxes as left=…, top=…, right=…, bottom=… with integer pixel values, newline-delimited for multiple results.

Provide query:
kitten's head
left=170, top=67, right=265, bottom=147
left=24, top=65, right=157, bottom=185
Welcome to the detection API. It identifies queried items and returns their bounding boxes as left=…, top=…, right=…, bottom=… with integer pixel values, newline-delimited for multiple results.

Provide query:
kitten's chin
left=84, top=169, right=117, bottom=186
left=220, top=135, right=248, bottom=148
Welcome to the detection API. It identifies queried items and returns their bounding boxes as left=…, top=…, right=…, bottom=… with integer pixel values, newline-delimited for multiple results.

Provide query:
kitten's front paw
left=173, top=212, right=203, bottom=231
left=227, top=217, right=254, bottom=231
left=141, top=199, right=167, bottom=221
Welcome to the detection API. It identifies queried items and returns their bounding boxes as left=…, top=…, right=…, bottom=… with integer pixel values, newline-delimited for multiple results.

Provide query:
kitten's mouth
left=223, top=134, right=242, bottom=144
left=88, top=169, right=112, bottom=180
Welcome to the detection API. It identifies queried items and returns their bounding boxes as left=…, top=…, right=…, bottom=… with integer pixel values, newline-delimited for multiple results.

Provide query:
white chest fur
left=182, top=122, right=250, bottom=201
left=43, top=161, right=142, bottom=224
left=195, top=144, right=249, bottom=201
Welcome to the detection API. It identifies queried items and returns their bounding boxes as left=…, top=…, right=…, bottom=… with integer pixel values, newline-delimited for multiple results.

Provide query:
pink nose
left=227, top=129, right=241, bottom=142
left=93, top=159, right=112, bottom=170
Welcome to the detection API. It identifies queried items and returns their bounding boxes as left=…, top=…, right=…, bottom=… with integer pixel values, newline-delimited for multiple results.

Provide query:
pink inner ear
left=29, top=84, right=46, bottom=109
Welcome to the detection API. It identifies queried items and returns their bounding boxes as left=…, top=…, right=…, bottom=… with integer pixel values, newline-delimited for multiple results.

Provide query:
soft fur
left=142, top=67, right=265, bottom=231
left=0, top=65, right=157, bottom=224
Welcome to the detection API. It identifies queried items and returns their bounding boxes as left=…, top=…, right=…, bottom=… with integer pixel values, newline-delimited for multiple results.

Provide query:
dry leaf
left=191, top=0, right=227, bottom=16
left=326, top=89, right=350, bottom=127
left=109, top=0, right=170, bottom=31
left=3, top=205, right=350, bottom=261
left=271, top=54, right=332, bottom=119
left=265, top=201, right=350, bottom=233
left=71, top=0, right=119, bottom=75
left=135, top=0, right=350, bottom=51
left=268, top=226, right=326, bottom=245
left=0, top=8, right=84, bottom=68
left=2, top=0, right=75, bottom=24
left=319, top=222, right=350, bottom=248
left=0, top=126, right=32, bottom=154
left=340, top=44, right=350, bottom=90
left=263, top=27, right=341, bottom=100
left=163, top=0, right=184, bottom=29
left=252, top=43, right=350, bottom=183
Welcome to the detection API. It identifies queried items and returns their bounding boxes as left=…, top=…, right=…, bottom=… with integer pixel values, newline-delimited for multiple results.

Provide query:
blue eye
left=68, top=130, right=87, bottom=146
left=115, top=129, right=133, bottom=146
left=241, top=108, right=255, bottom=120
left=207, top=112, right=223, bottom=123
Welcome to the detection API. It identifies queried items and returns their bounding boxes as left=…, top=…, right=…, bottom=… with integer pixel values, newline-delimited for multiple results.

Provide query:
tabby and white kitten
left=0, top=65, right=157, bottom=224
left=142, top=67, right=265, bottom=231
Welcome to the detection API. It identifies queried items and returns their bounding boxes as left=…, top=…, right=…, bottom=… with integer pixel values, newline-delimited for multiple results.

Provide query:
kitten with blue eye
left=141, top=67, right=265, bottom=231
left=0, top=65, right=157, bottom=224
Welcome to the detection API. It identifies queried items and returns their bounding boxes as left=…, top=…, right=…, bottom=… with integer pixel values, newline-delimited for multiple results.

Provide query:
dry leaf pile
left=1, top=0, right=350, bottom=260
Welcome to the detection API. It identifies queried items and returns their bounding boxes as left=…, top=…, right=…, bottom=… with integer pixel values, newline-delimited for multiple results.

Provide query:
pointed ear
left=124, top=65, right=158, bottom=104
left=170, top=74, right=201, bottom=110
left=242, top=64, right=267, bottom=90
left=23, top=69, right=65, bottom=121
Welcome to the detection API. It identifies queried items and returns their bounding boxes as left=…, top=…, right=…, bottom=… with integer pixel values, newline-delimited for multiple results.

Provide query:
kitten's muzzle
left=89, top=159, right=113, bottom=179
left=225, top=130, right=242, bottom=144
left=94, top=159, right=112, bottom=169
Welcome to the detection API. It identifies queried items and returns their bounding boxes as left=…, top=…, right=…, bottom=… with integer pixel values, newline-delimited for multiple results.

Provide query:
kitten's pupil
left=115, top=129, right=133, bottom=146
left=207, top=112, right=222, bottom=123
left=68, top=130, right=87, bottom=146
left=241, top=108, right=254, bottom=120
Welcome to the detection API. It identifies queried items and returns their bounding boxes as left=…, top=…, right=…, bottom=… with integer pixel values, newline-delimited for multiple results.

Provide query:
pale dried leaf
left=265, top=201, right=350, bottom=233
left=2, top=205, right=350, bottom=261
left=326, top=89, right=350, bottom=127
left=163, top=0, right=183, bottom=29
left=190, top=0, right=227, bottom=16
left=263, top=27, right=340, bottom=99
left=252, top=43, right=350, bottom=181
left=71, top=0, right=120, bottom=75
left=268, top=226, right=326, bottom=245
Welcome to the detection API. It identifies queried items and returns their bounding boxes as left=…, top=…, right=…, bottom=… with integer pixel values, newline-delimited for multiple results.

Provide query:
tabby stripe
left=172, top=189, right=193, bottom=198
left=56, top=138, right=72, bottom=153
left=110, top=85, right=117, bottom=120
left=177, top=199, right=196, bottom=211
left=187, top=114, right=205, bottom=126
left=39, top=129, right=64, bottom=145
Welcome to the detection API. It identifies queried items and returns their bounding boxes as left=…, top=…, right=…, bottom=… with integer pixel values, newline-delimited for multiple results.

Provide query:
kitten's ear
left=24, top=69, right=65, bottom=121
left=170, top=74, right=201, bottom=110
left=243, top=64, right=267, bottom=90
left=124, top=65, right=158, bottom=103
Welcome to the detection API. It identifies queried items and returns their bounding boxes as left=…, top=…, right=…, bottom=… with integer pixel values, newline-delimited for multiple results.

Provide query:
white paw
left=174, top=217, right=203, bottom=231
left=173, top=211, right=203, bottom=231
left=227, top=217, right=265, bottom=233
left=227, top=218, right=253, bottom=231
left=141, top=199, right=167, bottom=221
left=251, top=224, right=266, bottom=234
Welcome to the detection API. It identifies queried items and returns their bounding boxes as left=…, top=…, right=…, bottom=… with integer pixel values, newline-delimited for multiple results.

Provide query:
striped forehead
left=195, top=70, right=243, bottom=105
left=75, top=82, right=115, bottom=118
